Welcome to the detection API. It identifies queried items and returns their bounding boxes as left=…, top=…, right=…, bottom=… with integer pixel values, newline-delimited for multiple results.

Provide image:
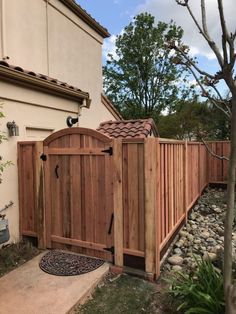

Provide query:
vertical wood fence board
left=144, top=138, right=157, bottom=275
left=155, top=139, right=161, bottom=277
left=113, top=139, right=124, bottom=267
left=44, top=146, right=52, bottom=248
left=184, top=141, right=188, bottom=221
left=138, top=144, right=145, bottom=251
left=127, top=144, right=139, bottom=250
left=35, top=142, right=45, bottom=248
left=122, top=144, right=129, bottom=249
left=160, top=144, right=165, bottom=242
left=18, top=142, right=38, bottom=237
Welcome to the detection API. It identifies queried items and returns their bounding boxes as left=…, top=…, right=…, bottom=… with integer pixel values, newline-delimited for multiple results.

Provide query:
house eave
left=59, top=0, right=110, bottom=38
left=0, top=66, right=90, bottom=105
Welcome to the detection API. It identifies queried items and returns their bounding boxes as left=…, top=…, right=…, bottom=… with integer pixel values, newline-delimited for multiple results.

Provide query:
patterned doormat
left=39, top=250, right=104, bottom=276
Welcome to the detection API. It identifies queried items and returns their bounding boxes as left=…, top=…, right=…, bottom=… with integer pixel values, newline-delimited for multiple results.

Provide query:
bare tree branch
left=187, top=65, right=231, bottom=118
left=201, top=0, right=209, bottom=36
left=211, top=83, right=224, bottom=101
left=172, top=44, right=215, bottom=79
left=218, top=0, right=231, bottom=43
left=201, top=137, right=229, bottom=161
left=232, top=30, right=236, bottom=41
left=210, top=84, right=232, bottom=115
left=176, top=0, right=188, bottom=7
left=217, top=0, right=230, bottom=63
left=176, top=0, right=224, bottom=68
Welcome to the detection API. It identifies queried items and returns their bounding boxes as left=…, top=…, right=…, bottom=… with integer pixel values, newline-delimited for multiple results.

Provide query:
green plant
left=167, top=259, right=225, bottom=314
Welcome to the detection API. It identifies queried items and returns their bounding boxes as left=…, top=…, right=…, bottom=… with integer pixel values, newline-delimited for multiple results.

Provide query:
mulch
left=39, top=250, right=104, bottom=276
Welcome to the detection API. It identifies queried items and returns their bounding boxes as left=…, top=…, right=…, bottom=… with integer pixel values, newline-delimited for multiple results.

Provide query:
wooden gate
left=43, top=128, right=114, bottom=261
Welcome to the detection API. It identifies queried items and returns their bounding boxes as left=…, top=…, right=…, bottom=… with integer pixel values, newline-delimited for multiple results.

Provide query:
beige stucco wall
left=0, top=0, right=108, bottom=124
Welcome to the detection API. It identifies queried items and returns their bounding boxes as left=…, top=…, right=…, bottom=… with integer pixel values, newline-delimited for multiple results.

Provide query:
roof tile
left=97, top=118, right=158, bottom=139
left=0, top=61, right=85, bottom=95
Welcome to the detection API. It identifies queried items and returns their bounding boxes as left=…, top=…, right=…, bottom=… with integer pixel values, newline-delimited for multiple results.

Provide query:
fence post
left=184, top=140, right=188, bottom=223
left=198, top=143, right=201, bottom=194
left=144, top=138, right=157, bottom=278
left=113, top=139, right=123, bottom=268
left=155, top=138, right=161, bottom=278
left=35, top=142, right=46, bottom=249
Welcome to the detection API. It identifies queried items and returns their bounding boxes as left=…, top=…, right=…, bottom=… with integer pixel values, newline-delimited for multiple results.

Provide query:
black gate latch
left=108, top=213, right=114, bottom=235
left=104, top=246, right=115, bottom=255
left=101, top=147, right=113, bottom=156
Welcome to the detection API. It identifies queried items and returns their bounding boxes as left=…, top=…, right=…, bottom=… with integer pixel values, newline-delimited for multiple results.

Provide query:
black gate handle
left=55, top=165, right=59, bottom=179
left=108, top=213, right=114, bottom=234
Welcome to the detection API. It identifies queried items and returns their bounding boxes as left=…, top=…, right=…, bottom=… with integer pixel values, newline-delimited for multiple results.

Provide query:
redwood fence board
left=18, top=133, right=230, bottom=279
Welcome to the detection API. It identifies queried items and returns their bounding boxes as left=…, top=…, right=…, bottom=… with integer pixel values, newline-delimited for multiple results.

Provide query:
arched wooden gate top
left=43, top=127, right=112, bottom=146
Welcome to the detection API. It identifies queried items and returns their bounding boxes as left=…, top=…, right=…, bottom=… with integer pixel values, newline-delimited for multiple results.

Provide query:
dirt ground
left=74, top=273, right=175, bottom=314
left=0, top=240, right=40, bottom=277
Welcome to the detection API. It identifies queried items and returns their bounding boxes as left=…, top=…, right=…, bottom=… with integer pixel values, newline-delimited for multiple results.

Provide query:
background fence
left=207, top=141, right=230, bottom=183
left=18, top=137, right=230, bottom=279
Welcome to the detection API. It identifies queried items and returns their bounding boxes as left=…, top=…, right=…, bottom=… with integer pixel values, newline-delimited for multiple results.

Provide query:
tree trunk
left=225, top=96, right=236, bottom=314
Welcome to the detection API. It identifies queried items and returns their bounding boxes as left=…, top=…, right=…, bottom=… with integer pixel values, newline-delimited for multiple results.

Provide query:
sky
left=77, top=0, right=234, bottom=92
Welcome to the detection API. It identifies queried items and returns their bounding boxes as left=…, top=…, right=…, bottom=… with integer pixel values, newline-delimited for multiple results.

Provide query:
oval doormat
left=39, top=250, right=104, bottom=276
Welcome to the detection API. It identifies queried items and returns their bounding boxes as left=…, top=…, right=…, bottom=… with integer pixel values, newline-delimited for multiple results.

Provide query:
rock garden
left=164, top=187, right=230, bottom=274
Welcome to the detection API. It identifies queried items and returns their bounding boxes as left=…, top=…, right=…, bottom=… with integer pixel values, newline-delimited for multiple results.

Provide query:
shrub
left=167, top=258, right=225, bottom=314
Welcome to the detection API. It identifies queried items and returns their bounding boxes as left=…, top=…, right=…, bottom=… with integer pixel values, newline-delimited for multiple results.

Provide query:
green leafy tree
left=158, top=99, right=230, bottom=140
left=103, top=13, right=191, bottom=119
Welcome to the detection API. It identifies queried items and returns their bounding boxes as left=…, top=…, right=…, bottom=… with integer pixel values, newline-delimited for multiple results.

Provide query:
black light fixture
left=6, top=121, right=19, bottom=136
left=66, top=116, right=79, bottom=128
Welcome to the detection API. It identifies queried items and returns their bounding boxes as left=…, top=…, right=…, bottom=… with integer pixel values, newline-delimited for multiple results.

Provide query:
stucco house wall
left=0, top=0, right=120, bottom=244
left=0, top=0, right=114, bottom=128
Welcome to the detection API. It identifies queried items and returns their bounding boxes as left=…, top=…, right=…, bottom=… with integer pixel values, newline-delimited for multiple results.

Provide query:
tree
left=173, top=1, right=236, bottom=312
left=158, top=99, right=230, bottom=140
left=103, top=13, right=192, bottom=119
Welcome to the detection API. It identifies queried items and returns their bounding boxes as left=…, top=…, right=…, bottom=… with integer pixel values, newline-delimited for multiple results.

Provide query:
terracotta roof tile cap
left=97, top=118, right=159, bottom=139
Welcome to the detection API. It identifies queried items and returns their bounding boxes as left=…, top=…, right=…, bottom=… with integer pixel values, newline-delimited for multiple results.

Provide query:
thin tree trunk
left=225, top=96, right=236, bottom=314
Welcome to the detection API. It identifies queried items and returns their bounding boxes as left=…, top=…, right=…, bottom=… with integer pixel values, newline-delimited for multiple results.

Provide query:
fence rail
left=18, top=137, right=230, bottom=279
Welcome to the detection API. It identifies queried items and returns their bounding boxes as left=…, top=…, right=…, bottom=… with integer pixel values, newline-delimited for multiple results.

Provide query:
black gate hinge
left=40, top=154, right=47, bottom=161
left=101, top=147, right=113, bottom=156
left=104, top=246, right=115, bottom=255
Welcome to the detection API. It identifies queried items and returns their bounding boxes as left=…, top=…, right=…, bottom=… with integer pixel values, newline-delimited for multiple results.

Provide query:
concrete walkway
left=0, top=252, right=109, bottom=314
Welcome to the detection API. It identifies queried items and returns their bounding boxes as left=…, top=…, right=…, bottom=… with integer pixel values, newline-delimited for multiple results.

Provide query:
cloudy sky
left=77, top=0, right=234, bottom=77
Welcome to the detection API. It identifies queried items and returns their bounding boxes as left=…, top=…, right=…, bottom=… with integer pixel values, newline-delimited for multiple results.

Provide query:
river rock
left=172, top=265, right=183, bottom=271
left=203, top=252, right=217, bottom=262
left=168, top=255, right=184, bottom=266
left=174, top=248, right=183, bottom=255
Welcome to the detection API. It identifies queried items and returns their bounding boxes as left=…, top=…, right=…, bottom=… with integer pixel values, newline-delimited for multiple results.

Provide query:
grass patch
left=0, top=240, right=40, bottom=277
left=75, top=274, right=174, bottom=314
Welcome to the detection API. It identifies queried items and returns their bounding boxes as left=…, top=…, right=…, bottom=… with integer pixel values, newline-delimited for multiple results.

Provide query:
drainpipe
left=0, top=0, right=8, bottom=60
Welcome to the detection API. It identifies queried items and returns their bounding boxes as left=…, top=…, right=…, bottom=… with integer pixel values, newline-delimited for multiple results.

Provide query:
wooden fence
left=207, top=141, right=230, bottom=183
left=18, top=133, right=230, bottom=279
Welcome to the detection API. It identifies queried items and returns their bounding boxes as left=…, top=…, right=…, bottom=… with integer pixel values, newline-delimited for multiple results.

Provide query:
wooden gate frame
left=29, top=128, right=124, bottom=268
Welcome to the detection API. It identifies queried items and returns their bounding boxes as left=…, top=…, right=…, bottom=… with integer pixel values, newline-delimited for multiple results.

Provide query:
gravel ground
left=163, top=187, right=235, bottom=274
